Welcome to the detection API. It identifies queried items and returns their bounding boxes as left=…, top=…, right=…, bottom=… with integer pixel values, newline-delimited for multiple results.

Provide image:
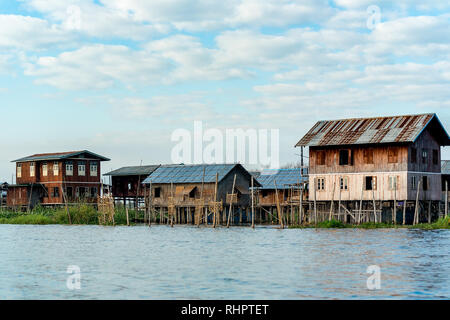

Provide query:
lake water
left=0, top=224, right=448, bottom=299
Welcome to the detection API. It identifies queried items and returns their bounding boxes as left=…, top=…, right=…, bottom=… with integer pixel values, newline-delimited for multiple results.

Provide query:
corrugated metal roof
left=296, top=113, right=450, bottom=147
left=13, top=150, right=110, bottom=162
left=143, top=164, right=259, bottom=185
left=104, top=165, right=161, bottom=176
left=257, top=168, right=308, bottom=190
left=442, top=160, right=450, bottom=175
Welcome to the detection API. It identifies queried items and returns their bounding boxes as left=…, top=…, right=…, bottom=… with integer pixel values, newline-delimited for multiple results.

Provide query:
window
left=53, top=162, right=59, bottom=176
left=411, top=147, right=417, bottom=163
left=30, top=162, right=35, bottom=177
left=52, top=187, right=59, bottom=198
left=262, top=190, right=269, bottom=198
left=66, top=162, right=73, bottom=176
left=90, top=187, right=97, bottom=198
left=365, top=176, right=377, bottom=191
left=423, top=176, right=429, bottom=191
left=154, top=187, right=161, bottom=198
left=411, top=176, right=417, bottom=190
left=17, top=163, right=22, bottom=178
left=316, top=151, right=326, bottom=166
left=78, top=163, right=86, bottom=176
left=79, top=187, right=86, bottom=198
left=90, top=162, right=98, bottom=176
left=388, top=148, right=398, bottom=163
left=339, top=150, right=352, bottom=166
left=340, top=177, right=348, bottom=190
left=389, top=176, right=398, bottom=191
left=189, top=187, right=196, bottom=199
left=422, top=149, right=428, bottom=164
left=433, top=149, right=439, bottom=165
left=316, top=178, right=325, bottom=191
left=42, top=162, right=48, bottom=177
left=66, top=187, right=73, bottom=198
left=363, top=148, right=374, bottom=164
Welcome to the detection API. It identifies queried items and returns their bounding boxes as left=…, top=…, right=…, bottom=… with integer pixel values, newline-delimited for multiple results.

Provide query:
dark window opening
left=423, top=176, right=429, bottom=191
left=339, top=150, right=350, bottom=166
left=79, top=187, right=86, bottom=198
left=52, top=187, right=59, bottom=198
left=284, top=189, right=289, bottom=200
left=189, top=187, right=196, bottom=199
left=262, top=190, right=269, bottom=197
left=422, top=149, right=428, bottom=164
left=90, top=187, right=97, bottom=198
left=66, top=187, right=73, bottom=198
left=154, top=187, right=161, bottom=198
left=365, top=176, right=373, bottom=191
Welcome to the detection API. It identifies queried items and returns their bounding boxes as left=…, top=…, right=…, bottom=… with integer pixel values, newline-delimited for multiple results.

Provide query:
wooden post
left=251, top=176, right=255, bottom=229
left=338, top=183, right=342, bottom=221
left=148, top=181, right=152, bottom=227
left=227, top=174, right=237, bottom=228
left=445, top=181, right=448, bottom=217
left=403, top=200, right=407, bottom=225
left=428, top=200, right=432, bottom=224
left=414, top=180, right=421, bottom=225
left=372, top=187, right=377, bottom=223
left=393, top=183, right=397, bottom=225
left=126, top=207, right=130, bottom=226
left=359, top=183, right=363, bottom=225
left=313, top=179, right=317, bottom=225
left=213, top=173, right=218, bottom=228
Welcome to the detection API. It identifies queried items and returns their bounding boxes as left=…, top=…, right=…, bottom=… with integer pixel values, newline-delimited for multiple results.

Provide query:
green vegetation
left=0, top=204, right=141, bottom=226
left=289, top=217, right=450, bottom=230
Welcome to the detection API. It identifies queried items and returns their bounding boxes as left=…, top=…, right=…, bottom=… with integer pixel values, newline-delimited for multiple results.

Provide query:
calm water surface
left=0, top=224, right=448, bottom=299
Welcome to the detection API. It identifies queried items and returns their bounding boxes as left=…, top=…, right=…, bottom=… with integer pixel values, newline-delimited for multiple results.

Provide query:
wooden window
left=339, top=150, right=350, bottom=165
left=316, top=178, right=325, bottom=191
left=154, top=187, right=161, bottom=198
left=66, top=162, right=73, bottom=176
left=17, top=164, right=22, bottom=178
left=411, top=147, right=417, bottom=163
left=30, top=162, right=35, bottom=177
left=365, top=176, right=377, bottom=191
left=422, top=149, right=428, bottom=164
left=52, top=187, right=59, bottom=198
left=90, top=162, right=98, bottom=176
left=363, top=148, right=374, bottom=164
left=42, top=163, right=48, bottom=177
left=78, top=163, right=86, bottom=176
left=433, top=149, right=439, bottom=165
left=388, top=148, right=398, bottom=163
left=53, top=162, right=59, bottom=176
left=66, top=187, right=73, bottom=198
left=423, top=176, right=429, bottom=191
left=316, top=151, right=326, bottom=166
left=262, top=190, right=269, bottom=197
left=79, top=187, right=86, bottom=198
left=389, top=176, right=398, bottom=191
left=340, top=177, right=349, bottom=190
left=90, top=187, right=97, bottom=198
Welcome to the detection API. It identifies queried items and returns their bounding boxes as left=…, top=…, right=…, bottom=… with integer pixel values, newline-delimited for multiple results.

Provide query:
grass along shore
left=0, top=204, right=138, bottom=226
left=289, top=216, right=450, bottom=230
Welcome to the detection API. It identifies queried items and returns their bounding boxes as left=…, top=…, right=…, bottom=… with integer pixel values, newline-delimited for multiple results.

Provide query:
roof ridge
left=316, top=113, right=435, bottom=123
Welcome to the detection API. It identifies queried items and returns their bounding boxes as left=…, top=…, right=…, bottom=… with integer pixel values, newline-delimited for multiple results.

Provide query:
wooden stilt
left=414, top=180, right=421, bottom=225
left=227, top=174, right=237, bottom=228
left=251, top=176, right=255, bottom=229
left=403, top=200, right=407, bottom=225
left=445, top=181, right=448, bottom=218
left=126, top=207, right=130, bottom=226
left=428, top=200, right=432, bottom=224
left=329, top=180, right=336, bottom=221
left=274, top=180, right=284, bottom=228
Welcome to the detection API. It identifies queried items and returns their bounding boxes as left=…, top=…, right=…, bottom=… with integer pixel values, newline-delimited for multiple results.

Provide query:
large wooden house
left=296, top=114, right=450, bottom=223
left=7, top=150, right=110, bottom=208
left=142, top=164, right=260, bottom=224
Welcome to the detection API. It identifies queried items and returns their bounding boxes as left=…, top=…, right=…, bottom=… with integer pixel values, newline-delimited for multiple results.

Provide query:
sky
left=0, top=0, right=449, bottom=182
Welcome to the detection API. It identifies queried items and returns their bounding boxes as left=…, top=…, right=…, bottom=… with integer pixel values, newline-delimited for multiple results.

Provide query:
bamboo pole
left=359, top=183, right=363, bottom=225
left=329, top=180, right=336, bottom=221
left=227, top=174, right=237, bottom=228
left=170, top=182, right=174, bottom=227
left=393, top=183, right=397, bottom=225
left=126, top=207, right=130, bottom=226
left=251, top=176, right=255, bottom=229
left=148, top=181, right=152, bottom=227
left=313, top=179, right=317, bottom=225
left=428, top=200, right=432, bottom=224
left=414, top=180, right=421, bottom=225
left=372, top=187, right=377, bottom=223
left=274, top=180, right=284, bottom=228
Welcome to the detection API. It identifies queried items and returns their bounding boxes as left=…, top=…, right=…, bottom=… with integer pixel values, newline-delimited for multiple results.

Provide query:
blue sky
left=0, top=0, right=449, bottom=182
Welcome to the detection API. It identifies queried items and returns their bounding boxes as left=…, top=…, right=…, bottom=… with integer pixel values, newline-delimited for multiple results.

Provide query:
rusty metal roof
left=12, top=150, right=110, bottom=162
left=296, top=113, right=450, bottom=147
